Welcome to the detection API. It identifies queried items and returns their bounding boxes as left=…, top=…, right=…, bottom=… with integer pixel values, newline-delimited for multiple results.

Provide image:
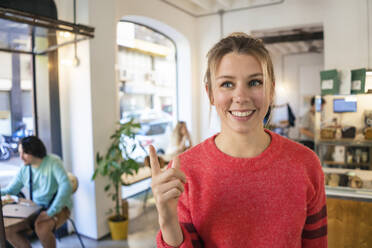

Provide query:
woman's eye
left=221, top=81, right=233, bottom=88
left=248, top=79, right=263, bottom=87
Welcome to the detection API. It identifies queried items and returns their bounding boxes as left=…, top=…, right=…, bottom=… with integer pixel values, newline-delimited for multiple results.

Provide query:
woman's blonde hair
left=204, top=32, right=275, bottom=104
left=172, top=121, right=186, bottom=145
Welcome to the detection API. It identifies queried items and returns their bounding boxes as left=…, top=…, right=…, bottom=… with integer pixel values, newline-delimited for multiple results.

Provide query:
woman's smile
left=229, top=110, right=256, bottom=119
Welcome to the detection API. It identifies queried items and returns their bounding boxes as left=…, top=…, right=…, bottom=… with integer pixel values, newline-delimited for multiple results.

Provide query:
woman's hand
left=150, top=145, right=186, bottom=246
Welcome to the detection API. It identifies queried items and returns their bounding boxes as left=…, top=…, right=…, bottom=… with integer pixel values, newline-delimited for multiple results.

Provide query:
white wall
left=35, top=56, right=53, bottom=152
left=59, top=40, right=98, bottom=238
left=57, top=0, right=118, bottom=239
left=323, top=0, right=370, bottom=70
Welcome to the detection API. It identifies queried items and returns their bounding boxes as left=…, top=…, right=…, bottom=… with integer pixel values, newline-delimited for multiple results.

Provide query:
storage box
left=321, top=128, right=336, bottom=139
left=365, top=127, right=372, bottom=140
left=341, top=126, right=356, bottom=139
left=348, top=176, right=363, bottom=189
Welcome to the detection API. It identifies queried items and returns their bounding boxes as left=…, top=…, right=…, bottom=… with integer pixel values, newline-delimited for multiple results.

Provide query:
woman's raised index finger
left=172, top=156, right=180, bottom=169
left=149, top=145, right=161, bottom=175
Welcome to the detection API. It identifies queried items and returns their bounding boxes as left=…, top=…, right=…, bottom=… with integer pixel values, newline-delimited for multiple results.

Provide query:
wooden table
left=2, top=203, right=41, bottom=228
left=4, top=217, right=26, bottom=228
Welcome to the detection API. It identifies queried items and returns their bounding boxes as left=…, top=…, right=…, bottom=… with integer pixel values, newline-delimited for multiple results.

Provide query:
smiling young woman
left=150, top=33, right=327, bottom=248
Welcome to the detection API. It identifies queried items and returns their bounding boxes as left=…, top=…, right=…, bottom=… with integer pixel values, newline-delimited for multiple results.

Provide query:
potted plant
left=92, top=119, right=140, bottom=240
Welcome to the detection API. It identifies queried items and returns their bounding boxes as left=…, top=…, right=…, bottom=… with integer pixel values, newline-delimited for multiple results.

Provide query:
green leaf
left=91, top=170, right=98, bottom=180
left=104, top=184, right=111, bottom=191
left=131, top=144, right=137, bottom=153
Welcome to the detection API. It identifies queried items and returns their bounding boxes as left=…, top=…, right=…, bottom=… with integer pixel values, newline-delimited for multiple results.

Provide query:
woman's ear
left=205, top=84, right=214, bottom=105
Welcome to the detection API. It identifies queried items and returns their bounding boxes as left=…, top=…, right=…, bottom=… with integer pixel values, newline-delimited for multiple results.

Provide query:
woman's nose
left=233, top=85, right=250, bottom=103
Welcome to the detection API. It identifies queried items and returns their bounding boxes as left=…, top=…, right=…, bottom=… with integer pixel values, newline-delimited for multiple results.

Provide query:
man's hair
left=311, top=96, right=326, bottom=106
left=20, top=136, right=47, bottom=158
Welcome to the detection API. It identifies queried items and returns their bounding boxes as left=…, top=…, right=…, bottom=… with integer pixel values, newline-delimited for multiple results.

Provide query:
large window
left=0, top=44, right=63, bottom=189
left=0, top=52, right=34, bottom=187
left=117, top=22, right=177, bottom=161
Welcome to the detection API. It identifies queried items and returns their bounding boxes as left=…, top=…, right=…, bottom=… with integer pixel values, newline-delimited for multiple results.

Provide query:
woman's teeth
left=231, top=111, right=254, bottom=117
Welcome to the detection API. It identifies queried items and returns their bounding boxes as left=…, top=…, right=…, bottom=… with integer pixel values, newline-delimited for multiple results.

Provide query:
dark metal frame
left=258, top=31, right=324, bottom=44
left=0, top=188, right=6, bottom=248
left=0, top=6, right=94, bottom=55
left=0, top=6, right=94, bottom=156
left=0, top=6, right=94, bottom=38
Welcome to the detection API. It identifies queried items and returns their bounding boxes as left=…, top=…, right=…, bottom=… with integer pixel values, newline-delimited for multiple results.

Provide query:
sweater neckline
left=204, top=129, right=282, bottom=171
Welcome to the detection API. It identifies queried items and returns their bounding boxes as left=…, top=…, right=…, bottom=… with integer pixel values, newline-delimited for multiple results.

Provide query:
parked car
left=120, top=110, right=173, bottom=162
left=121, top=120, right=172, bottom=162
left=137, top=120, right=172, bottom=151
left=121, top=109, right=171, bottom=123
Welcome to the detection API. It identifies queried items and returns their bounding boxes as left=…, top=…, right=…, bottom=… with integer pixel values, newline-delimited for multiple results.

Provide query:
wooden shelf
left=316, top=139, right=372, bottom=147
left=324, top=161, right=344, bottom=165
left=323, top=161, right=370, bottom=167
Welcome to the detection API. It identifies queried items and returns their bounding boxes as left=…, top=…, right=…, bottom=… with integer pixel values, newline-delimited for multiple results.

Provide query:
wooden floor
left=327, top=197, right=372, bottom=248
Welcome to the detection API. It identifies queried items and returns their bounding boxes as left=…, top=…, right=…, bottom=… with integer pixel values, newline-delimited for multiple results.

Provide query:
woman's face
left=18, top=144, right=34, bottom=165
left=209, top=52, right=272, bottom=135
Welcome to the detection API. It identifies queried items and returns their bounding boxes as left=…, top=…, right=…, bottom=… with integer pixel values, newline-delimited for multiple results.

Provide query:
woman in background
left=165, top=121, right=192, bottom=161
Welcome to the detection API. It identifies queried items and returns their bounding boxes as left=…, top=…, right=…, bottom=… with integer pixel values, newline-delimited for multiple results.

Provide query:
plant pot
left=108, top=215, right=128, bottom=240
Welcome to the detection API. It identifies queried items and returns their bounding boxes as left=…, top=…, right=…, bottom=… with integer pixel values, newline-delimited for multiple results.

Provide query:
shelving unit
left=316, top=139, right=372, bottom=169
left=316, top=139, right=372, bottom=193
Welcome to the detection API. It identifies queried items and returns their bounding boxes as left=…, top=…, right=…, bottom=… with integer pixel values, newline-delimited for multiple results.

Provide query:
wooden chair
left=0, top=188, right=7, bottom=248
left=59, top=172, right=85, bottom=248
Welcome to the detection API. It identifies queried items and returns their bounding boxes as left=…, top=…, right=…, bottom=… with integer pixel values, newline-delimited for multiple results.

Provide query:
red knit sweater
left=157, top=130, right=327, bottom=247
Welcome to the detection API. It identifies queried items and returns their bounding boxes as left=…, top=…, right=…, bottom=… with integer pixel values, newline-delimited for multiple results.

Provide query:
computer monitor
left=333, top=98, right=357, bottom=113
left=0, top=188, right=7, bottom=248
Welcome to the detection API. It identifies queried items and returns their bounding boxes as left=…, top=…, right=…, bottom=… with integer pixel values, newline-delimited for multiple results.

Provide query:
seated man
left=1, top=136, right=72, bottom=248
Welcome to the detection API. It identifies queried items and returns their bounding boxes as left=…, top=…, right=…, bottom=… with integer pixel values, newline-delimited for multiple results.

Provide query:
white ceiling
left=160, top=0, right=284, bottom=16
left=159, top=0, right=323, bottom=55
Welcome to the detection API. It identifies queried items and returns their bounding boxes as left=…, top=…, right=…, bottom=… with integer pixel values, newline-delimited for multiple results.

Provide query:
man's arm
left=300, top=128, right=315, bottom=139
left=1, top=167, right=24, bottom=196
left=46, top=160, right=72, bottom=217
